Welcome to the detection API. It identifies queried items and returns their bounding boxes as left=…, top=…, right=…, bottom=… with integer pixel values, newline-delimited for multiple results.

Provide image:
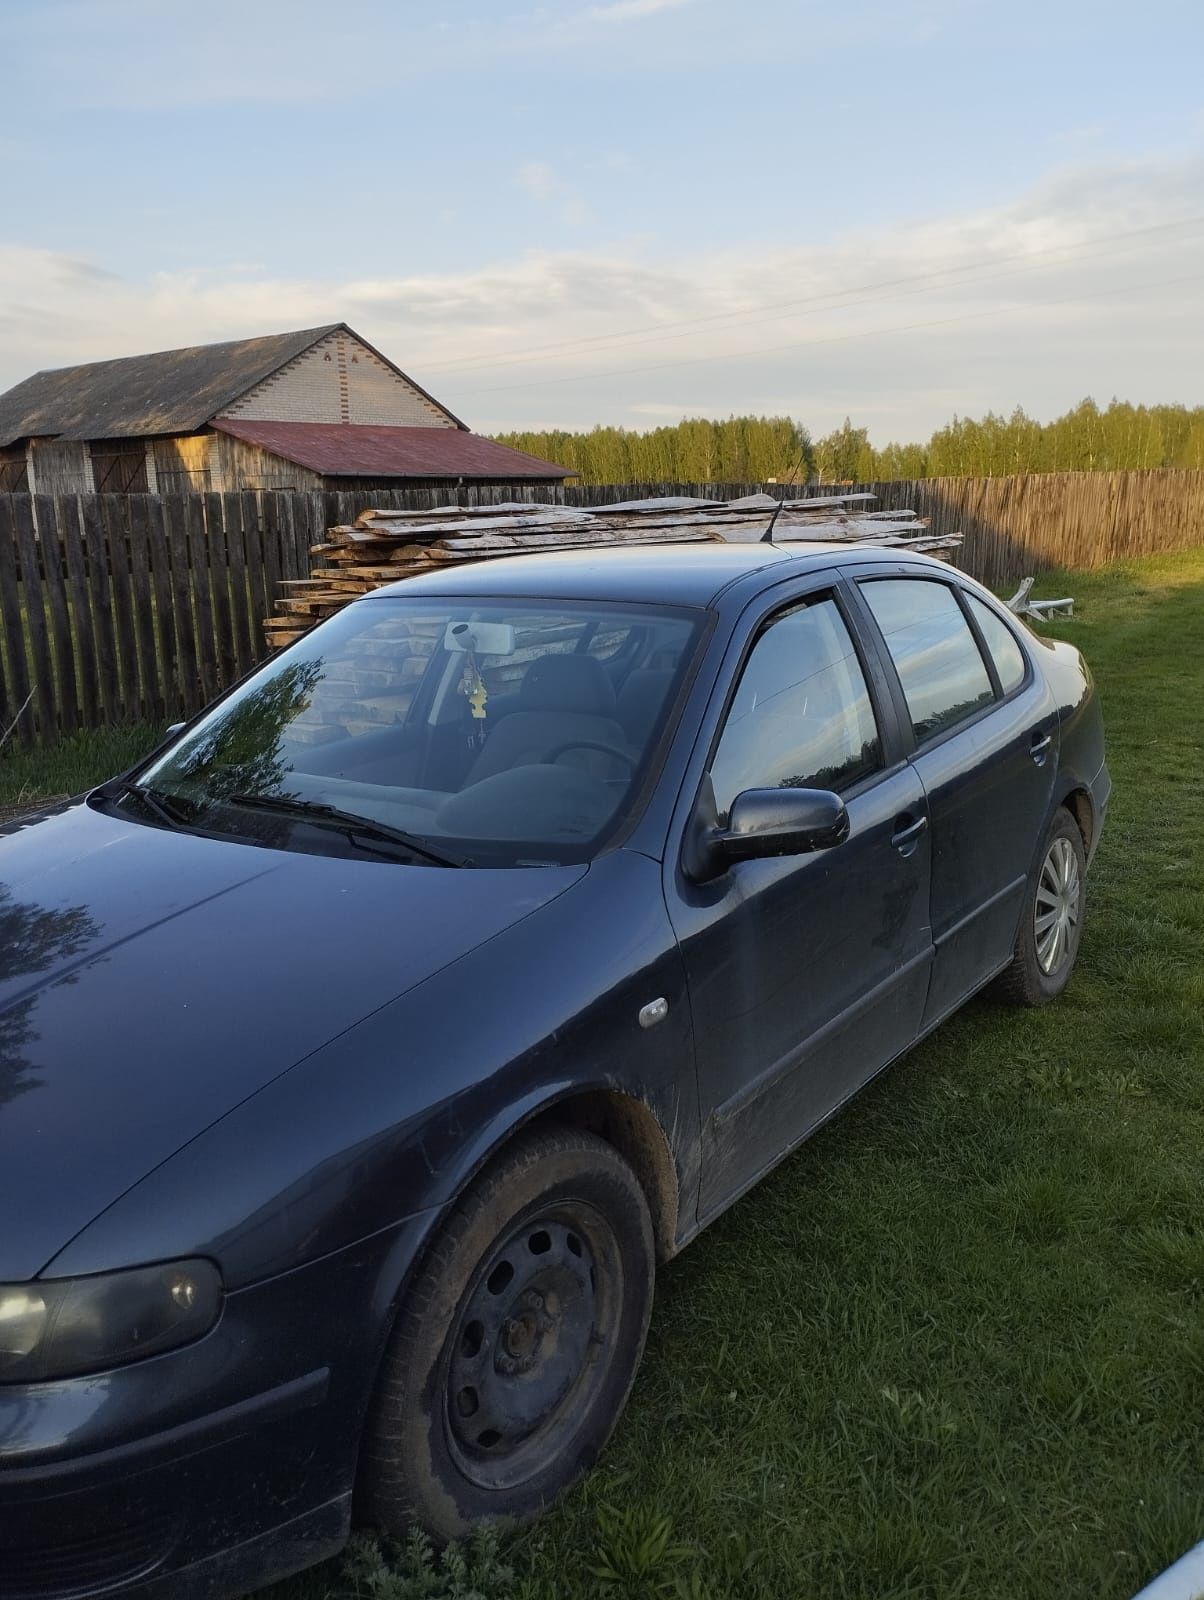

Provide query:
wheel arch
left=369, top=1082, right=683, bottom=1362
left=521, top=1088, right=681, bottom=1263
left=1057, top=784, right=1094, bottom=854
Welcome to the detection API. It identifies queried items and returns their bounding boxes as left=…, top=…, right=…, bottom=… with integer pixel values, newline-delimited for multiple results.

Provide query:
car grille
left=0, top=1510, right=181, bottom=1599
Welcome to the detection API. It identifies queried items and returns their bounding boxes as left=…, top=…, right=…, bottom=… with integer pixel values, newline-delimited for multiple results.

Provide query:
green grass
left=3, top=549, right=1203, bottom=1598
left=0, top=722, right=162, bottom=814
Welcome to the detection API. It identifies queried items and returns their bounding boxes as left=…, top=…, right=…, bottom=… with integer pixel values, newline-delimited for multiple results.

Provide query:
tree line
left=493, top=417, right=811, bottom=486
left=494, top=399, right=1204, bottom=484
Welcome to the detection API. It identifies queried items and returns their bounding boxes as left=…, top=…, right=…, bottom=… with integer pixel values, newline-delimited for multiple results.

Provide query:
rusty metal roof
left=211, top=419, right=569, bottom=480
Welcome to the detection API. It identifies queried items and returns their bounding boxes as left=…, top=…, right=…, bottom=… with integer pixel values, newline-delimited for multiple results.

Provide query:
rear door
left=664, top=575, right=933, bottom=1223
left=849, top=571, right=1059, bottom=1022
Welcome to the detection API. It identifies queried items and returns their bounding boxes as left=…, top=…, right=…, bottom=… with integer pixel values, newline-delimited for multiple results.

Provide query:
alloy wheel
left=1034, top=835, right=1081, bottom=974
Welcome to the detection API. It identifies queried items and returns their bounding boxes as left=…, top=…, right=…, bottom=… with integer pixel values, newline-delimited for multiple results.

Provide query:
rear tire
left=360, top=1126, right=655, bottom=1541
left=994, top=807, right=1086, bottom=1007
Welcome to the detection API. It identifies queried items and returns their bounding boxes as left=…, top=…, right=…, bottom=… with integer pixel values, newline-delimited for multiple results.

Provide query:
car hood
left=0, top=800, right=584, bottom=1280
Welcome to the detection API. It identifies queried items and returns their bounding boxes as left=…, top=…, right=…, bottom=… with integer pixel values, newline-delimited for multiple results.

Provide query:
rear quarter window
left=860, top=578, right=995, bottom=743
left=965, top=594, right=1028, bottom=695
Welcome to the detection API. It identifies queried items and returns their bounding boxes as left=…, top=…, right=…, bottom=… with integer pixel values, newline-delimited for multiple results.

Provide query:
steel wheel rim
left=1034, top=836, right=1081, bottom=975
left=443, top=1204, right=616, bottom=1492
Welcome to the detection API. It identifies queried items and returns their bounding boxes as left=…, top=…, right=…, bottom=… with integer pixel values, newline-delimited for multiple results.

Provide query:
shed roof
left=211, top=419, right=569, bottom=481
left=0, top=323, right=464, bottom=447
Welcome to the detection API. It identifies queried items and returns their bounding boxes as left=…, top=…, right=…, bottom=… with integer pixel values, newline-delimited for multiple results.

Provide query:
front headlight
left=0, top=1259, right=222, bottom=1383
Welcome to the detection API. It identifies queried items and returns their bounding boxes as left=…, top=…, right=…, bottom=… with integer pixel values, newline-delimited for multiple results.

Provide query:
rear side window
left=860, top=579, right=994, bottom=743
left=709, top=597, right=881, bottom=819
left=965, top=594, right=1027, bottom=695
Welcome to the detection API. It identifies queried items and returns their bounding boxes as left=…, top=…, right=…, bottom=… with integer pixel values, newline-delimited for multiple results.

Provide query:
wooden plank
left=100, top=495, right=141, bottom=721
left=0, top=497, right=34, bottom=746
left=144, top=496, right=177, bottom=722
left=59, top=495, right=99, bottom=730
left=12, top=493, right=59, bottom=740
left=126, top=495, right=163, bottom=723
left=241, top=492, right=270, bottom=662
left=291, top=494, right=314, bottom=579
left=186, top=494, right=219, bottom=703
left=81, top=494, right=121, bottom=726
left=259, top=492, right=286, bottom=640
left=162, top=494, right=202, bottom=717
left=203, top=491, right=237, bottom=689
left=36, top=494, right=80, bottom=738
left=221, top=491, right=252, bottom=675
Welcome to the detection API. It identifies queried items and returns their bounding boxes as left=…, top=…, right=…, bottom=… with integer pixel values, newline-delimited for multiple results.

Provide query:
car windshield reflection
left=130, top=597, right=701, bottom=867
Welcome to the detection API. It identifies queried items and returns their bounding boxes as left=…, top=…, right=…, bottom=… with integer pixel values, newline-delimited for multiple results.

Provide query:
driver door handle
left=890, top=814, right=928, bottom=854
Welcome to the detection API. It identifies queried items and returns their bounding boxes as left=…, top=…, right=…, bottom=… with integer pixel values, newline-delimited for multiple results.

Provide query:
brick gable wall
left=217, top=329, right=456, bottom=429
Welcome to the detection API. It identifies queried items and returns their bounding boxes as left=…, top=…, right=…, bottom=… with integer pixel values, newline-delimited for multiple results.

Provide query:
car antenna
left=761, top=445, right=809, bottom=543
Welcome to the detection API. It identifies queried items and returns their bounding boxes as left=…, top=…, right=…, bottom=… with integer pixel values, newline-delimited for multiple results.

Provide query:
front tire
left=360, top=1126, right=655, bottom=1541
left=995, top=807, right=1087, bottom=1007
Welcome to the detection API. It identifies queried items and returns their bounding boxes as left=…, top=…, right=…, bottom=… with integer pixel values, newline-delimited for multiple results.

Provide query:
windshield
left=129, top=595, right=702, bottom=866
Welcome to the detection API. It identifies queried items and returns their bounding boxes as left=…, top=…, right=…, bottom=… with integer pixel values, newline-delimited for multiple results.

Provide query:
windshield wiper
left=97, top=781, right=195, bottom=831
left=219, top=793, right=470, bottom=867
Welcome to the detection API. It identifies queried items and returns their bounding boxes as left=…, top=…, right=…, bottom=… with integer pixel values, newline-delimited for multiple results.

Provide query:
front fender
left=48, top=851, right=699, bottom=1290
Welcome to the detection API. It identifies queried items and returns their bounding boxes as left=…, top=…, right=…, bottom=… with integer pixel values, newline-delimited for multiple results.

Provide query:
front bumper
left=0, top=1214, right=431, bottom=1600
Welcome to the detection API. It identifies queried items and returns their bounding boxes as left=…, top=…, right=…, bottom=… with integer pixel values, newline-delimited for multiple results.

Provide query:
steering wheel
left=544, top=740, right=638, bottom=776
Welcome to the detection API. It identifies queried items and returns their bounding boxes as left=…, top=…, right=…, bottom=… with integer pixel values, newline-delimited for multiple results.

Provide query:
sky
left=2, top=0, right=1202, bottom=445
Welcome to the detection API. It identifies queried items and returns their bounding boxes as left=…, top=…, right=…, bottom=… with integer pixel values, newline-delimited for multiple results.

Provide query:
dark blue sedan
left=0, top=541, right=1108, bottom=1596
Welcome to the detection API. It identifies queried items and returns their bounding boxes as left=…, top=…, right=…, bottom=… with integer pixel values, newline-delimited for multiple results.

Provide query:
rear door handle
left=890, top=814, right=928, bottom=854
left=1030, top=729, right=1053, bottom=765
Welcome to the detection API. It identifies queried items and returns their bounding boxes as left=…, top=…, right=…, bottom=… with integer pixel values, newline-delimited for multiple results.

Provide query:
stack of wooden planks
left=262, top=491, right=961, bottom=650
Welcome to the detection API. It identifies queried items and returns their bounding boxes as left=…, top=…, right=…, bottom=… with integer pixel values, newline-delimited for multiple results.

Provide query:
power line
left=449, top=271, right=1203, bottom=397
left=444, top=228, right=1198, bottom=381
left=427, top=214, right=1204, bottom=378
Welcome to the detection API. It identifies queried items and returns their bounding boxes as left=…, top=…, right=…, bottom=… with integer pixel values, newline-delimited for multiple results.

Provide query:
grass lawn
left=2, top=548, right=1202, bottom=1599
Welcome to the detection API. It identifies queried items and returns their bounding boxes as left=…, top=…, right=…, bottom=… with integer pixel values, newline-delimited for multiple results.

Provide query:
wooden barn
left=0, top=324, right=568, bottom=495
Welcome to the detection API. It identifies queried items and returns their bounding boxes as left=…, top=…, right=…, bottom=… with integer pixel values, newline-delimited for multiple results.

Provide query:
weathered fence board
left=2, top=469, right=1203, bottom=748
left=13, top=494, right=58, bottom=742
left=0, top=498, right=33, bottom=743
left=81, top=494, right=120, bottom=728
left=161, top=494, right=198, bottom=708
left=59, top=496, right=98, bottom=730
left=35, top=492, right=79, bottom=737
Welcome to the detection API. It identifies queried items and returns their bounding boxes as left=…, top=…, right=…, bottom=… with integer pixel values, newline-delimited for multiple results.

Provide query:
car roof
left=363, top=540, right=949, bottom=610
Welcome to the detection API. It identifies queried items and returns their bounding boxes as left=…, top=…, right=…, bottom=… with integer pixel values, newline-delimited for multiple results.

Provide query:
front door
left=665, top=584, right=933, bottom=1223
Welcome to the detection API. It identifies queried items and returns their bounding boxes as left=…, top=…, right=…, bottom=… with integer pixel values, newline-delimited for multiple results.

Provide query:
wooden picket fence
left=2, top=469, right=1203, bottom=747
left=0, top=491, right=318, bottom=747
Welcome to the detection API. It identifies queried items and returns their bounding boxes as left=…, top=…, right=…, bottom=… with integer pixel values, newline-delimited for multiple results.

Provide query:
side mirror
left=720, top=787, right=849, bottom=861
left=165, top=721, right=186, bottom=739
left=686, top=785, right=849, bottom=881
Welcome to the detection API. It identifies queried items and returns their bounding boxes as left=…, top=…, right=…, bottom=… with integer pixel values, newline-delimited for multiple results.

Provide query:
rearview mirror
left=720, top=787, right=849, bottom=862
left=443, top=620, right=516, bottom=656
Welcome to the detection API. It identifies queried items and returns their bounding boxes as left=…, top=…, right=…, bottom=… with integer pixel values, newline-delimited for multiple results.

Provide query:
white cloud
left=516, top=162, right=559, bottom=203
left=1, top=154, right=1201, bottom=443
left=515, top=162, right=595, bottom=227
left=587, top=0, right=693, bottom=20
left=629, top=401, right=717, bottom=416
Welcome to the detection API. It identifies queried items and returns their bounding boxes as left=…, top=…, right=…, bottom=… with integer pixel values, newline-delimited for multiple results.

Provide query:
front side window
left=965, top=594, right=1027, bottom=695
left=124, top=597, right=701, bottom=867
left=709, top=597, right=881, bottom=821
left=860, top=579, right=994, bottom=743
